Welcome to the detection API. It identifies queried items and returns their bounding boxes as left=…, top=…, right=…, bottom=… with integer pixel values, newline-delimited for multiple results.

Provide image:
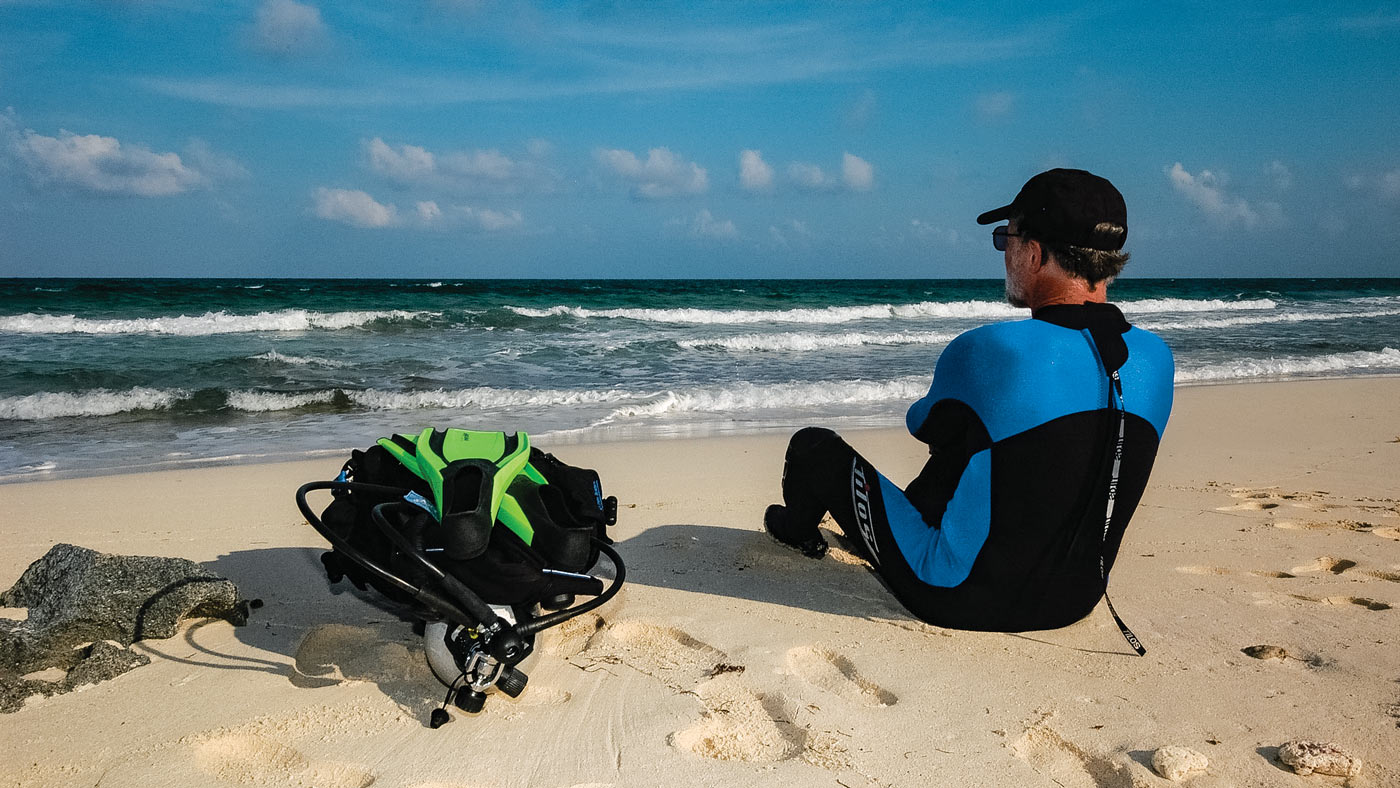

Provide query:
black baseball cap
left=976, top=168, right=1127, bottom=251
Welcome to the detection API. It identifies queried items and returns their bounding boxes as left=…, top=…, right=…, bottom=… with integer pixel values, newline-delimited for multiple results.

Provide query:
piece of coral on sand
left=1277, top=740, right=1362, bottom=777
left=1151, top=746, right=1209, bottom=781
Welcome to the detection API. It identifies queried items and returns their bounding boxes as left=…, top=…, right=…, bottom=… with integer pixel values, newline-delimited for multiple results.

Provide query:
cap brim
left=976, top=204, right=1015, bottom=225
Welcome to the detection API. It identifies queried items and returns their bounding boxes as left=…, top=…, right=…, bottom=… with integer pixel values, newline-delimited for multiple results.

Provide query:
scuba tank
left=295, top=428, right=623, bottom=727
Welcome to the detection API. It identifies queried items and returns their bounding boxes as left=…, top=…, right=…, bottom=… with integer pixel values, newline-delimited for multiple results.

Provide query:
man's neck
left=1025, top=272, right=1107, bottom=311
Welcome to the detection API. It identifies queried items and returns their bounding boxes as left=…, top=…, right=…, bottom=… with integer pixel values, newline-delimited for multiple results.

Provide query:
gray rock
left=0, top=543, right=250, bottom=711
left=0, top=640, right=151, bottom=713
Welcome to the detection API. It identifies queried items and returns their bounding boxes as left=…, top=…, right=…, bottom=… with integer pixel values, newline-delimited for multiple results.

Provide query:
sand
left=2, top=377, right=1398, bottom=788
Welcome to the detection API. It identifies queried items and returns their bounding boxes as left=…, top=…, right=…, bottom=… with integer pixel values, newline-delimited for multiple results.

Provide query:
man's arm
left=902, top=336, right=993, bottom=522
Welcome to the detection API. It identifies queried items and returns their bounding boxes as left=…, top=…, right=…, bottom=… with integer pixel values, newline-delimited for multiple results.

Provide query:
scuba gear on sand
left=295, top=428, right=623, bottom=725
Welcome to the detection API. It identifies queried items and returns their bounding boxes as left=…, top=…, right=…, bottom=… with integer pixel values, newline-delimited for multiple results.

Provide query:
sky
left=1, top=1, right=1398, bottom=279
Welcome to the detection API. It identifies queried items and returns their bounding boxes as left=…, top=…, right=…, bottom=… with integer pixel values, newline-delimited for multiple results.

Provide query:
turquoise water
left=2, top=278, right=1398, bottom=480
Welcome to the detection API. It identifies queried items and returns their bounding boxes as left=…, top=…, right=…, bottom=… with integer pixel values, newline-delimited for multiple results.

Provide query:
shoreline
left=3, top=374, right=1399, bottom=486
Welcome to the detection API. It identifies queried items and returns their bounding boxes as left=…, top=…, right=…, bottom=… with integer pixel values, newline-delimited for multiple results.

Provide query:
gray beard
left=1004, top=280, right=1028, bottom=309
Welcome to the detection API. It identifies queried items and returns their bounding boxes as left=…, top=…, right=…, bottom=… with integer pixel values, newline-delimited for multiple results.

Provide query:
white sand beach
left=2, top=378, right=1398, bottom=788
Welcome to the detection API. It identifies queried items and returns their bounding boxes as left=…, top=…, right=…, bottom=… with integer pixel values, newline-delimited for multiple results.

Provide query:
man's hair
left=1017, top=215, right=1130, bottom=287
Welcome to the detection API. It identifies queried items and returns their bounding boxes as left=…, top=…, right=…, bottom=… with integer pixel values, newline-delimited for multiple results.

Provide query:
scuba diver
left=763, top=169, right=1174, bottom=650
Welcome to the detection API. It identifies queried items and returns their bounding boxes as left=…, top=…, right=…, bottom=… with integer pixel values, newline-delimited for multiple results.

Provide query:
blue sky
left=1, top=1, right=1398, bottom=278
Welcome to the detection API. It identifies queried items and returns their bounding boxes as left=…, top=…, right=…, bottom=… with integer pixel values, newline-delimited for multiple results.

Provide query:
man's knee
left=788, top=426, right=841, bottom=459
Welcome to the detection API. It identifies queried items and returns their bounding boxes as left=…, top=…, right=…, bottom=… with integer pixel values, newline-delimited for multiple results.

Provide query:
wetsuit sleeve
left=902, top=334, right=993, bottom=523
left=906, top=332, right=989, bottom=444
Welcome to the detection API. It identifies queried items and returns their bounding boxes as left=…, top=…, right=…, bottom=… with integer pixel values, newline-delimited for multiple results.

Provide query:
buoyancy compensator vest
left=294, top=428, right=623, bottom=726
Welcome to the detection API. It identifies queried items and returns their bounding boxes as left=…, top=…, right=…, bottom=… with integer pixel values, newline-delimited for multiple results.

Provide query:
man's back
left=894, top=304, right=1173, bottom=630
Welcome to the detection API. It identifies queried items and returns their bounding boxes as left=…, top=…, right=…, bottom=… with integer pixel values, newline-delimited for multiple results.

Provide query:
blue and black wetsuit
left=779, top=302, right=1174, bottom=632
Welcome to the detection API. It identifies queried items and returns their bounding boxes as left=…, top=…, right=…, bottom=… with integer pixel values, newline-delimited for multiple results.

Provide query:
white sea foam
left=596, top=377, right=929, bottom=423
left=1118, top=297, right=1276, bottom=313
left=1346, top=295, right=1400, bottom=306
left=0, top=309, right=433, bottom=336
left=344, top=386, right=645, bottom=411
left=1140, top=307, right=1400, bottom=332
left=510, top=297, right=1280, bottom=326
left=249, top=350, right=347, bottom=367
left=1176, top=348, right=1400, bottom=382
left=508, top=301, right=1024, bottom=324
left=679, top=330, right=959, bottom=352
left=224, top=390, right=339, bottom=412
left=0, top=387, right=189, bottom=420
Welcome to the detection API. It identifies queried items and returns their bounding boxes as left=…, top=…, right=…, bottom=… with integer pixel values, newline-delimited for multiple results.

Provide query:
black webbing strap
left=1101, top=370, right=1146, bottom=656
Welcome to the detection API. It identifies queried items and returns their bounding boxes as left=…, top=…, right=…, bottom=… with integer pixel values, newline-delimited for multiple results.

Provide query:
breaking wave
left=510, top=301, right=1025, bottom=324
left=1176, top=348, right=1400, bottom=382
left=0, top=309, right=433, bottom=336
left=680, top=330, right=959, bottom=352
left=0, top=387, right=190, bottom=420
left=593, top=377, right=929, bottom=423
left=1140, top=307, right=1400, bottom=332
left=1117, top=297, right=1276, bottom=313
left=508, top=297, right=1278, bottom=325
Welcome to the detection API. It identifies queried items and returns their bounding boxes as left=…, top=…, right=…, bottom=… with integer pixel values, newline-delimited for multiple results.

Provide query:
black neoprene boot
left=763, top=504, right=828, bottom=559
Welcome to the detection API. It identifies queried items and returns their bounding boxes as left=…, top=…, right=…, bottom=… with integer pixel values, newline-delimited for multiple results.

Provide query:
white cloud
left=975, top=91, right=1015, bottom=120
left=842, top=152, right=874, bottom=191
left=368, top=138, right=435, bottom=183
left=146, top=17, right=1045, bottom=109
left=251, top=0, right=329, bottom=56
left=1346, top=168, right=1400, bottom=200
left=366, top=137, right=559, bottom=194
left=670, top=209, right=737, bottom=240
left=910, top=219, right=959, bottom=244
left=788, top=161, right=834, bottom=191
left=595, top=147, right=708, bottom=198
left=314, top=187, right=398, bottom=228
left=1166, top=162, right=1276, bottom=228
left=313, top=188, right=523, bottom=232
left=416, top=200, right=442, bottom=223
left=4, top=120, right=220, bottom=197
left=768, top=219, right=811, bottom=248
left=183, top=139, right=249, bottom=182
left=463, top=206, right=524, bottom=232
left=788, top=156, right=871, bottom=192
left=739, top=149, right=773, bottom=193
left=1266, top=160, right=1293, bottom=191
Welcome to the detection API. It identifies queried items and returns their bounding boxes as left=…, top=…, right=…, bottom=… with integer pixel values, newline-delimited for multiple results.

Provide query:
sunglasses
left=991, top=226, right=1024, bottom=252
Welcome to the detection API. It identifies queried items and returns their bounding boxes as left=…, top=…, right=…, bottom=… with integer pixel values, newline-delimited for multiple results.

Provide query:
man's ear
left=1031, top=239, right=1047, bottom=268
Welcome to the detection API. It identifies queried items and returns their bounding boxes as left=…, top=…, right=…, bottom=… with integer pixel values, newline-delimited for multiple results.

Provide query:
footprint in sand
left=784, top=645, right=897, bottom=707
left=586, top=621, right=823, bottom=766
left=1008, top=721, right=1135, bottom=788
left=590, top=620, right=732, bottom=689
left=292, top=623, right=433, bottom=688
left=1216, top=500, right=1280, bottom=512
left=669, top=674, right=805, bottom=763
left=193, top=733, right=375, bottom=788
left=1175, top=565, right=1295, bottom=579
left=1290, top=594, right=1393, bottom=611
left=539, top=611, right=604, bottom=659
left=1290, top=557, right=1358, bottom=575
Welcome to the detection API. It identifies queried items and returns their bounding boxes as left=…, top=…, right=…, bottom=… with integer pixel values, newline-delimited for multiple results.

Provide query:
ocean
left=2, top=278, right=1398, bottom=481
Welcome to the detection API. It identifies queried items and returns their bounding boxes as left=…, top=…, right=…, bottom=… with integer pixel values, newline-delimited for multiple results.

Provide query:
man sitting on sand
left=764, top=169, right=1174, bottom=645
